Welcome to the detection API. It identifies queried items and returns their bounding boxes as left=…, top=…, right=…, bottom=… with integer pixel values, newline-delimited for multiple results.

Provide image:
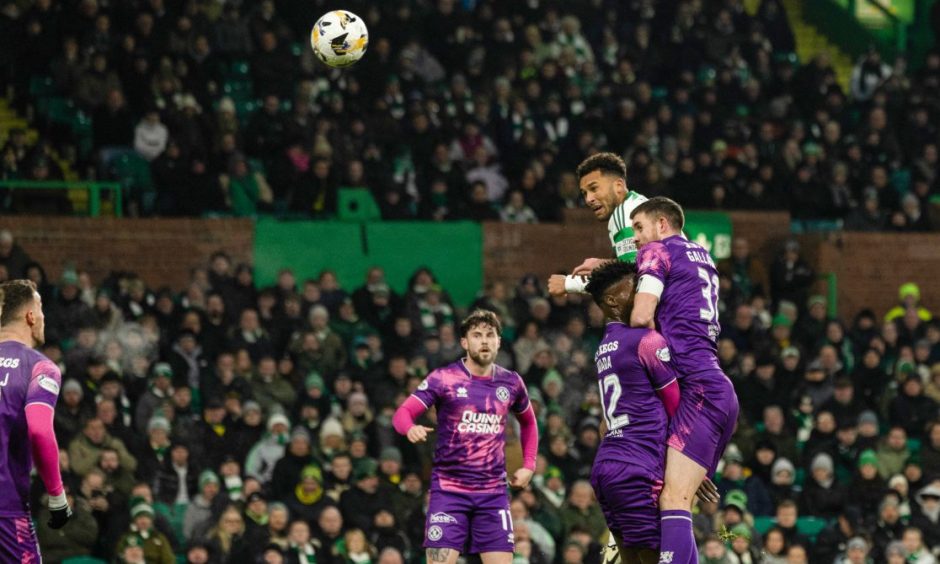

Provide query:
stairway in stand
left=781, top=0, right=854, bottom=94
left=0, top=96, right=90, bottom=212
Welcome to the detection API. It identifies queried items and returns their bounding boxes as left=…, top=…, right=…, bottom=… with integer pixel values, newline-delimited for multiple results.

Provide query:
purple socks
left=659, top=509, right=696, bottom=564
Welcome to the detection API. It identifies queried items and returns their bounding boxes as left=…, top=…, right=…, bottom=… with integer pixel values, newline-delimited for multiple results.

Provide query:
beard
left=467, top=348, right=495, bottom=367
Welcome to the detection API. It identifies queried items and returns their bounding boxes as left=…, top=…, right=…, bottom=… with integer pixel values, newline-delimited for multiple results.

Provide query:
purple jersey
left=637, top=235, right=721, bottom=376
left=0, top=341, right=61, bottom=517
left=411, top=360, right=530, bottom=493
left=594, top=323, right=677, bottom=470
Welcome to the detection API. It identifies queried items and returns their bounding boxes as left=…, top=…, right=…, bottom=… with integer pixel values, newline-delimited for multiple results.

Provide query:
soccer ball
left=310, top=10, right=369, bottom=68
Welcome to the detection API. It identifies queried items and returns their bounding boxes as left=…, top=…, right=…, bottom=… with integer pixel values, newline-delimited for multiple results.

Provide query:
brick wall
left=811, top=232, right=940, bottom=320
left=2, top=217, right=254, bottom=290
left=484, top=210, right=793, bottom=293
left=484, top=211, right=940, bottom=320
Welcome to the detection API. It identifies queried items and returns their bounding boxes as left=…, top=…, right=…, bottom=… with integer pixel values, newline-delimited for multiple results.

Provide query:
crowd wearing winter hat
left=1, top=220, right=939, bottom=563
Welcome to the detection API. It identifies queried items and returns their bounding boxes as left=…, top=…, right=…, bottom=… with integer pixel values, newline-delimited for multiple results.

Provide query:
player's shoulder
left=637, top=329, right=673, bottom=363
left=637, top=240, right=670, bottom=266
left=623, top=190, right=648, bottom=210
left=601, top=321, right=645, bottom=347
left=0, top=340, right=41, bottom=366
left=610, top=191, right=647, bottom=230
left=638, top=328, right=669, bottom=348
left=493, top=364, right=524, bottom=385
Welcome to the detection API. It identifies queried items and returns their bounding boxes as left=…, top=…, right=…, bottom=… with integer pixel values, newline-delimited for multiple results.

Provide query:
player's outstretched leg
left=659, top=448, right=707, bottom=564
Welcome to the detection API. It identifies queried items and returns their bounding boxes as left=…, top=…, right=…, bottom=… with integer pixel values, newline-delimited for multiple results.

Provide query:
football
left=310, top=10, right=369, bottom=68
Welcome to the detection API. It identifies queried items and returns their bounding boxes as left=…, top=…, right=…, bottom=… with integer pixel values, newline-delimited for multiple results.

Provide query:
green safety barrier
left=254, top=219, right=483, bottom=306
left=0, top=180, right=122, bottom=217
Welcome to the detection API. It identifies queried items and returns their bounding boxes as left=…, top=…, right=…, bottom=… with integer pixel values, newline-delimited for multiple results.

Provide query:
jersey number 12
left=599, top=374, right=630, bottom=431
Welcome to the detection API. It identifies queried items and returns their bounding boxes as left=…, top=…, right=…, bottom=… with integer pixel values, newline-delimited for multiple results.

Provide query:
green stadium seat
left=223, top=79, right=253, bottom=97
left=753, top=516, right=776, bottom=535
left=108, top=151, right=154, bottom=212
left=29, top=76, right=55, bottom=97
left=796, top=517, right=828, bottom=542
left=62, top=557, right=108, bottom=564
left=908, top=438, right=922, bottom=455
left=891, top=169, right=911, bottom=193
left=337, top=188, right=381, bottom=221
left=234, top=99, right=258, bottom=119
left=225, top=60, right=251, bottom=79
left=247, top=158, right=266, bottom=175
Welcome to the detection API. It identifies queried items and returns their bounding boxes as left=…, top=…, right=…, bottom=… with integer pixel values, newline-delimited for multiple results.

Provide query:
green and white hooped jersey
left=608, top=191, right=648, bottom=262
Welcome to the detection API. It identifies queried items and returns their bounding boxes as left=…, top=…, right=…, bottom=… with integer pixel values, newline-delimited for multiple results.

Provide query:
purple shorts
left=424, top=489, right=514, bottom=554
left=590, top=460, right=662, bottom=549
left=667, top=371, right=739, bottom=475
left=0, top=516, right=41, bottom=563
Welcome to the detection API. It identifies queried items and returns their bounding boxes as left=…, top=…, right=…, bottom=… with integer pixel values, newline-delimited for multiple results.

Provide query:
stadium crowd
left=0, top=0, right=938, bottom=227
left=1, top=228, right=939, bottom=564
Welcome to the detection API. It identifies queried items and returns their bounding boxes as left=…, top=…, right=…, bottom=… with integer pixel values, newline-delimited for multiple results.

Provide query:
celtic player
left=548, top=153, right=647, bottom=297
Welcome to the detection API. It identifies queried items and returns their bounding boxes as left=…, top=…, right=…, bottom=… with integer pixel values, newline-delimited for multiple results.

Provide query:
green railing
left=825, top=272, right=838, bottom=318
left=0, top=180, right=122, bottom=217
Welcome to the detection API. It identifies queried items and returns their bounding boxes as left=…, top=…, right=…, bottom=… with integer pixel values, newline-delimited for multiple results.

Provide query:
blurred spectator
left=134, top=109, right=169, bottom=161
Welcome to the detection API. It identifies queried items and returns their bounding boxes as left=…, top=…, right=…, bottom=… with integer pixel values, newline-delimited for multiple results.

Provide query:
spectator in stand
left=134, top=109, right=169, bottom=162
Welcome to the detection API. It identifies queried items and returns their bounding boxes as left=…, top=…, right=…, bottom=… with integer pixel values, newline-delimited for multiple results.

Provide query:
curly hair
left=584, top=261, right=638, bottom=306
left=575, top=152, right=627, bottom=182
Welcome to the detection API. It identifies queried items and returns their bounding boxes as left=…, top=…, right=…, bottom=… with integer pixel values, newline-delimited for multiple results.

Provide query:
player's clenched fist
left=547, top=275, right=568, bottom=296
left=509, top=467, right=534, bottom=489
left=406, top=425, right=434, bottom=443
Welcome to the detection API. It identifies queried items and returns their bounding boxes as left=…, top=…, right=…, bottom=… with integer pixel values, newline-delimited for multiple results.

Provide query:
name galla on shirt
left=457, top=411, right=503, bottom=434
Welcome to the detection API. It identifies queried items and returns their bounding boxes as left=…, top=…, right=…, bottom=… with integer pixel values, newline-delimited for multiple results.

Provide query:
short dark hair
left=584, top=261, right=638, bottom=306
left=630, top=196, right=685, bottom=230
left=0, top=280, right=37, bottom=326
left=459, top=310, right=502, bottom=338
left=575, top=152, right=627, bottom=182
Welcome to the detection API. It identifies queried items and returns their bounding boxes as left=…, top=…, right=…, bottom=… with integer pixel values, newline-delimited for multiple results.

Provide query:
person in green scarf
left=286, top=464, right=333, bottom=525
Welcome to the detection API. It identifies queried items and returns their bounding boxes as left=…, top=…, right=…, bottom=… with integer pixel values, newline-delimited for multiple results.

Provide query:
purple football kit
left=591, top=323, right=677, bottom=549
left=637, top=235, right=739, bottom=474
left=0, top=341, right=62, bottom=562
left=411, top=360, right=530, bottom=553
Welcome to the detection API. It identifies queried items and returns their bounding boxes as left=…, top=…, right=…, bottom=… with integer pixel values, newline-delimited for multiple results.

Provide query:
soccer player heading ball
left=393, top=310, right=538, bottom=564
left=0, top=280, right=72, bottom=561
